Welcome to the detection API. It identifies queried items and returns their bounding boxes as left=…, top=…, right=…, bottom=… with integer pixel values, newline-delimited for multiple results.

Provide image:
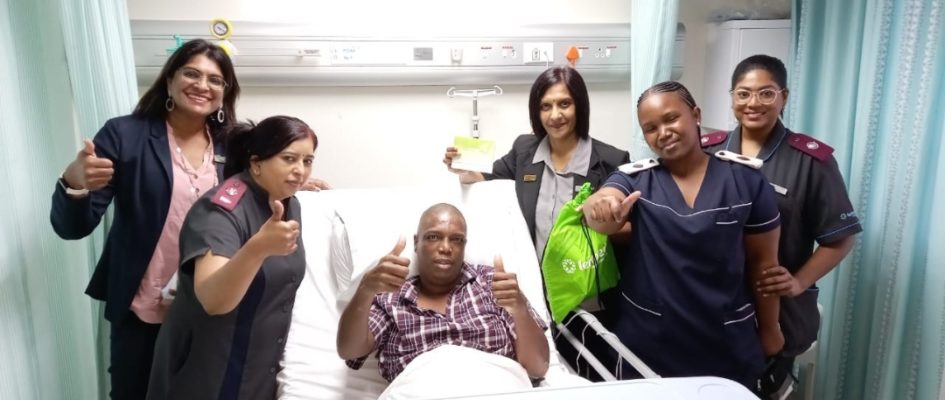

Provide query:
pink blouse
left=130, top=124, right=218, bottom=323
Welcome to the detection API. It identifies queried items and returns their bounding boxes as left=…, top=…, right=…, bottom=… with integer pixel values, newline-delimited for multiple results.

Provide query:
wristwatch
left=58, top=175, right=89, bottom=196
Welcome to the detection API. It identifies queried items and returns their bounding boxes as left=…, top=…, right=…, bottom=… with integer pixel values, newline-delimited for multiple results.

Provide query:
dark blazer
left=483, top=134, right=630, bottom=243
left=50, top=115, right=225, bottom=323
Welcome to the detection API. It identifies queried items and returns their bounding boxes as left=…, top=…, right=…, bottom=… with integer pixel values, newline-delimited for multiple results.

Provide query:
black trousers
left=108, top=312, right=161, bottom=400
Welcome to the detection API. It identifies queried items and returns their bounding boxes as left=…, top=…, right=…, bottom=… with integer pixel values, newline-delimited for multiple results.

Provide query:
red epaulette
left=788, top=133, right=834, bottom=161
left=211, top=176, right=248, bottom=212
left=700, top=131, right=728, bottom=148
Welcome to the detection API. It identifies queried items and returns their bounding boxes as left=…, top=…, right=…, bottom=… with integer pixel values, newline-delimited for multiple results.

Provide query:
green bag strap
left=580, top=219, right=605, bottom=310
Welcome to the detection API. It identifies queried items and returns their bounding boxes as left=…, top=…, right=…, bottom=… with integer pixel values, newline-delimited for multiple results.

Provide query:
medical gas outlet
left=524, top=42, right=554, bottom=63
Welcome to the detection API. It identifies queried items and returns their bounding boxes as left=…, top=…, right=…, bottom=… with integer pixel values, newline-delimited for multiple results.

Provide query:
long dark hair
left=133, top=39, right=240, bottom=141
left=224, top=116, right=318, bottom=178
left=528, top=66, right=591, bottom=140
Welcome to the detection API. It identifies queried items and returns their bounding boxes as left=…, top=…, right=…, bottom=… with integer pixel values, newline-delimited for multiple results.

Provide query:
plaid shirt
left=345, top=263, right=547, bottom=382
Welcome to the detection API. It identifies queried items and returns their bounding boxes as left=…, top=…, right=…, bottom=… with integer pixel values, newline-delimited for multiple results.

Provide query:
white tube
left=573, top=309, right=661, bottom=379
left=555, top=323, right=617, bottom=381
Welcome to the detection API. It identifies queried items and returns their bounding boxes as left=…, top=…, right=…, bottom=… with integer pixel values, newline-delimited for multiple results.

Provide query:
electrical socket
left=523, top=42, right=553, bottom=63
left=450, top=48, right=463, bottom=63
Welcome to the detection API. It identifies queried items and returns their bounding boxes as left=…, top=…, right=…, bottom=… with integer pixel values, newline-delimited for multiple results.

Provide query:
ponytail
left=224, top=121, right=256, bottom=178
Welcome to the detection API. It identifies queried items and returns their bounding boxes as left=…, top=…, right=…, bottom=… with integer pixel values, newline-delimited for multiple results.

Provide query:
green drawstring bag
left=541, top=182, right=620, bottom=323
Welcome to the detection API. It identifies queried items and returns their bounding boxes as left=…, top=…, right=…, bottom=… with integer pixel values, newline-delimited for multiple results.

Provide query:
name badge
left=213, top=154, right=226, bottom=164
left=770, top=183, right=788, bottom=196
left=523, top=174, right=537, bottom=182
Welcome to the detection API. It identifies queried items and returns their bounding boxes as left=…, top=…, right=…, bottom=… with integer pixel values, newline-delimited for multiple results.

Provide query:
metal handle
left=446, top=86, right=503, bottom=98
left=447, top=86, right=503, bottom=138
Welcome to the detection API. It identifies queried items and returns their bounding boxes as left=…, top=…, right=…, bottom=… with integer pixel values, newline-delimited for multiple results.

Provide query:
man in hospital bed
left=336, top=203, right=549, bottom=396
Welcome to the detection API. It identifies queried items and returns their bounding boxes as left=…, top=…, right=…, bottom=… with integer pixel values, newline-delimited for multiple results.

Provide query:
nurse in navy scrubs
left=582, top=81, right=784, bottom=391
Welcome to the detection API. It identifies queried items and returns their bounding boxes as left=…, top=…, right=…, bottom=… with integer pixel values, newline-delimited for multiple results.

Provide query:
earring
left=165, top=97, right=175, bottom=112
left=216, top=108, right=225, bottom=123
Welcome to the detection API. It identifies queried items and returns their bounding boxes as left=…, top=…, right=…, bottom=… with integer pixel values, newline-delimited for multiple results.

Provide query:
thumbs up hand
left=62, top=138, right=115, bottom=192
left=359, top=237, right=411, bottom=295
left=251, top=200, right=301, bottom=257
left=581, top=190, right=641, bottom=223
left=492, top=255, right=526, bottom=314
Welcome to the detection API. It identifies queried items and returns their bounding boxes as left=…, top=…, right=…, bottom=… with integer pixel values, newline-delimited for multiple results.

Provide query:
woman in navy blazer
left=50, top=39, right=240, bottom=400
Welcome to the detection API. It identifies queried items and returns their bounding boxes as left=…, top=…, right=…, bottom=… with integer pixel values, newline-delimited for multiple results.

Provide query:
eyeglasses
left=178, top=67, right=228, bottom=92
left=730, top=88, right=784, bottom=105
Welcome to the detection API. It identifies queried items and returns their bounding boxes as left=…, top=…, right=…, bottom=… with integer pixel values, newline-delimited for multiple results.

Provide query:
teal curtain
left=789, top=0, right=945, bottom=398
left=629, top=0, right=679, bottom=158
left=0, top=0, right=136, bottom=398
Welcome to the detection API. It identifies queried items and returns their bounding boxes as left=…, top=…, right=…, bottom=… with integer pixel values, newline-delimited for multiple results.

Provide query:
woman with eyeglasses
left=49, top=39, right=239, bottom=399
left=702, top=54, right=862, bottom=398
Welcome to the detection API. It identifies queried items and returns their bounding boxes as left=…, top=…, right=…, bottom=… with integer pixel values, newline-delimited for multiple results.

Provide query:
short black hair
left=731, top=54, right=788, bottom=90
left=528, top=66, right=590, bottom=140
left=223, top=116, right=317, bottom=178
left=133, top=39, right=240, bottom=141
left=636, top=81, right=698, bottom=110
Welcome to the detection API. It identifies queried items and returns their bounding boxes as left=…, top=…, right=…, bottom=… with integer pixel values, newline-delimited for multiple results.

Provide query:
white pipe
left=555, top=323, right=617, bottom=381
left=573, top=309, right=661, bottom=379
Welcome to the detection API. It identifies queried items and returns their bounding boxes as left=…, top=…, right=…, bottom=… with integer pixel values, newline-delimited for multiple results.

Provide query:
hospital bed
left=277, top=180, right=758, bottom=399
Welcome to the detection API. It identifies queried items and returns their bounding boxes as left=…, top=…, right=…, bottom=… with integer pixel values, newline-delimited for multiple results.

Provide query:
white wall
left=677, top=0, right=714, bottom=107
left=126, top=0, right=789, bottom=188
left=677, top=0, right=790, bottom=110
left=236, top=84, right=633, bottom=188
left=127, top=0, right=635, bottom=188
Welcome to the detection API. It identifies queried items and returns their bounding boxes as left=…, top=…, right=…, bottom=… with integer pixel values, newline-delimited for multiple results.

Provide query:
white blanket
left=378, top=345, right=533, bottom=400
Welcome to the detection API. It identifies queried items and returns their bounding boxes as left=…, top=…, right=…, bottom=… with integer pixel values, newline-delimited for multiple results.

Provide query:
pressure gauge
left=209, top=18, right=232, bottom=40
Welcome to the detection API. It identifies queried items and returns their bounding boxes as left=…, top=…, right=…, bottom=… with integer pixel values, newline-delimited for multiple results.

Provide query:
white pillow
left=331, top=188, right=426, bottom=305
left=330, top=182, right=539, bottom=309
left=328, top=212, right=353, bottom=295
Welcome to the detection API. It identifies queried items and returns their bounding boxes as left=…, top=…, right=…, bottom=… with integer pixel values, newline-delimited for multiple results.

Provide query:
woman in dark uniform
left=441, top=66, right=630, bottom=379
left=582, top=81, right=784, bottom=391
left=147, top=116, right=318, bottom=400
left=702, top=54, right=862, bottom=397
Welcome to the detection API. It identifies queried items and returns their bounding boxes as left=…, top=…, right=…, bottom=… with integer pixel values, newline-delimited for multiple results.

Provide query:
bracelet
left=58, top=174, right=89, bottom=196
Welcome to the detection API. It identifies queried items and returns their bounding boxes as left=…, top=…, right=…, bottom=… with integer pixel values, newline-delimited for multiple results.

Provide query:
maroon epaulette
left=700, top=131, right=728, bottom=148
left=788, top=133, right=834, bottom=161
left=211, top=176, right=248, bottom=212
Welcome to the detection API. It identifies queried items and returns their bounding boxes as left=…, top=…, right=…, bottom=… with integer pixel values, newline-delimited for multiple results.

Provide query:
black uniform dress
left=703, top=121, right=862, bottom=357
left=147, top=171, right=306, bottom=400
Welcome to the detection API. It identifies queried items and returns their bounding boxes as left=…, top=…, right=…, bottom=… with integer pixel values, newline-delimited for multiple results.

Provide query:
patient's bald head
left=416, top=203, right=467, bottom=234
left=414, top=203, right=467, bottom=292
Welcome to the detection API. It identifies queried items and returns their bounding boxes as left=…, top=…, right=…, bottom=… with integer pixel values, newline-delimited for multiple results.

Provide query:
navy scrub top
left=603, top=155, right=780, bottom=389
left=147, top=172, right=306, bottom=400
left=704, top=121, right=862, bottom=356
